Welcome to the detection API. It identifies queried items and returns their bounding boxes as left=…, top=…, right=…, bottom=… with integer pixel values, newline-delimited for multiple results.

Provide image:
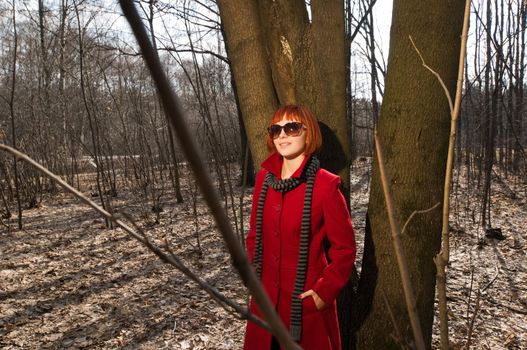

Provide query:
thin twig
left=464, top=288, right=481, bottom=350
left=382, top=289, right=411, bottom=350
left=401, top=202, right=441, bottom=235
left=118, top=2, right=299, bottom=349
left=485, top=298, right=527, bottom=315
left=374, top=129, right=426, bottom=350
left=466, top=267, right=475, bottom=320
left=409, top=36, right=454, bottom=114
left=480, top=265, right=499, bottom=293
left=162, top=235, right=266, bottom=327
left=349, top=0, right=378, bottom=44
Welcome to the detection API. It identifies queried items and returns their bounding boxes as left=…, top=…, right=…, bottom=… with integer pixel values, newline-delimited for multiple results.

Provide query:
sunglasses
left=267, top=122, right=305, bottom=139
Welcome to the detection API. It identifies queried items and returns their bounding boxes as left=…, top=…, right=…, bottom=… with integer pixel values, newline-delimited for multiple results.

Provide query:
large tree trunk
left=356, top=1, right=465, bottom=348
left=216, top=0, right=350, bottom=194
left=215, top=0, right=278, bottom=170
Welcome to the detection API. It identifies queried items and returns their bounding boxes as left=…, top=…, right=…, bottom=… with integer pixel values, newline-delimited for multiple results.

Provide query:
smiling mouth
left=278, top=142, right=291, bottom=147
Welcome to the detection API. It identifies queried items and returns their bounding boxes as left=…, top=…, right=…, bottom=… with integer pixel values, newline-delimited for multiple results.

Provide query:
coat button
left=273, top=204, right=281, bottom=212
left=274, top=229, right=279, bottom=236
left=273, top=254, right=279, bottom=262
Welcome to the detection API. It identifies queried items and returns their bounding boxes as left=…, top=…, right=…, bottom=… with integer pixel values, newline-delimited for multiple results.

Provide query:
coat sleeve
left=312, top=175, right=356, bottom=305
left=245, top=170, right=266, bottom=263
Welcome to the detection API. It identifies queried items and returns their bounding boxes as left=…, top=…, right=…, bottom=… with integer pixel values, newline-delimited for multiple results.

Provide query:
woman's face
left=272, top=117, right=307, bottom=160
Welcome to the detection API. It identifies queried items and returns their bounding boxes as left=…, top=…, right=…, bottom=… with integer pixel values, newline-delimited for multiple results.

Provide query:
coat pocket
left=302, top=295, right=320, bottom=314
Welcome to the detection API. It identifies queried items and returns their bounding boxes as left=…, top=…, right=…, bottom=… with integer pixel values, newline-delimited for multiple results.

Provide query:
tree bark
left=216, top=0, right=278, bottom=169
left=356, top=0, right=465, bottom=348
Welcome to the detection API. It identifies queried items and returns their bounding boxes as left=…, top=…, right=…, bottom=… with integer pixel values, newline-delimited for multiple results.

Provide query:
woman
left=244, top=105, right=356, bottom=350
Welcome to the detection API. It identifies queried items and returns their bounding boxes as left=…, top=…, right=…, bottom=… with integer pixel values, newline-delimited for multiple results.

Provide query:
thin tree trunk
left=366, top=1, right=379, bottom=126
left=73, top=0, right=109, bottom=228
left=9, top=0, right=22, bottom=230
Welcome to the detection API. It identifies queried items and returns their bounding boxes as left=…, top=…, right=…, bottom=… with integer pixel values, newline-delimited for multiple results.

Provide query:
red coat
left=244, top=153, right=356, bottom=350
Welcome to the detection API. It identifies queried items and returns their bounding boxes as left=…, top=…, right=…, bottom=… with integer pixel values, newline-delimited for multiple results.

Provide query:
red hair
left=266, top=105, right=322, bottom=155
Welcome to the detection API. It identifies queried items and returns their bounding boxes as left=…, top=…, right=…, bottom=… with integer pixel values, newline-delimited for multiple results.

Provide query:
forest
left=0, top=0, right=526, bottom=349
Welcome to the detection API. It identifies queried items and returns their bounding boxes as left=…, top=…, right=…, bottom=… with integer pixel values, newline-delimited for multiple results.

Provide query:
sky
left=350, top=0, right=394, bottom=97
left=372, top=0, right=394, bottom=55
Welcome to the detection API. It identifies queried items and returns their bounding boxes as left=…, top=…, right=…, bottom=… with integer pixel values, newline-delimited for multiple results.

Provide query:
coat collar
left=261, top=152, right=312, bottom=179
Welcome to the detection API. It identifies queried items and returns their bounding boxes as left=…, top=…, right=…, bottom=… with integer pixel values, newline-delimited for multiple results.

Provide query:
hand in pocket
left=299, top=289, right=325, bottom=311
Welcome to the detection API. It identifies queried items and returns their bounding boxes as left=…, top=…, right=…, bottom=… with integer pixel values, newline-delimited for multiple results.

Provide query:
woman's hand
left=299, top=289, right=325, bottom=310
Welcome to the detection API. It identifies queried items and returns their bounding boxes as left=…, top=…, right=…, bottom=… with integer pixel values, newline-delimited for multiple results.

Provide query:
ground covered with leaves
left=1, top=163, right=526, bottom=349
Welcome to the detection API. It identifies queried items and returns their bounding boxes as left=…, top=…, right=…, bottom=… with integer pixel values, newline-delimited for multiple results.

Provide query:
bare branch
left=430, top=1, right=472, bottom=348
left=374, top=128, right=426, bottom=350
left=401, top=202, right=441, bottom=236
left=161, top=47, right=228, bottom=64
left=409, top=35, right=454, bottom=114
left=464, top=289, right=481, bottom=350
left=382, top=289, right=411, bottom=350
left=117, top=1, right=300, bottom=349
left=349, top=0, right=377, bottom=44
left=0, top=143, right=269, bottom=332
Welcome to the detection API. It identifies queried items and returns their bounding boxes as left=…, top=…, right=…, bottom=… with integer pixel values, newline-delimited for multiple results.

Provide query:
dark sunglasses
left=267, top=122, right=305, bottom=139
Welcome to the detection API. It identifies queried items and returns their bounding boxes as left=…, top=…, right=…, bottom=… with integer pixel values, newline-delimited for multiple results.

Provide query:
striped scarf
left=253, top=155, right=320, bottom=341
